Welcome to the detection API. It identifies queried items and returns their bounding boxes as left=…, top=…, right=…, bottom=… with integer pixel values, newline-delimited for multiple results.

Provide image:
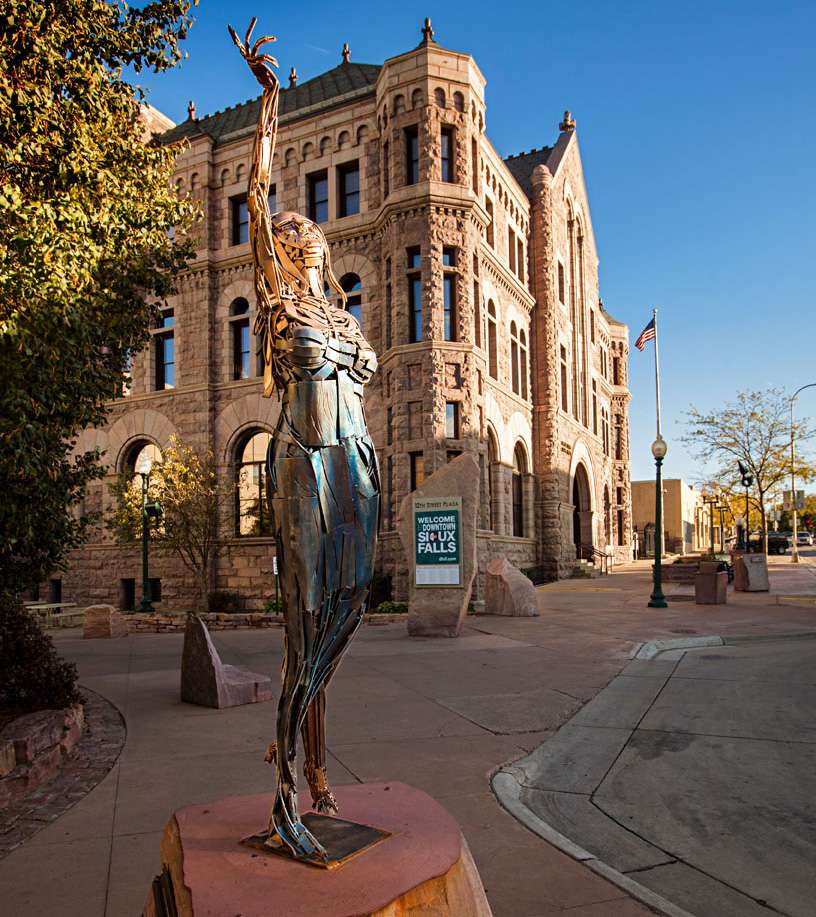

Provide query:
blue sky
left=137, top=0, right=816, bottom=482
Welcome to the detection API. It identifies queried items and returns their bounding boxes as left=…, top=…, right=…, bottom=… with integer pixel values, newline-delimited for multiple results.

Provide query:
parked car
left=796, top=531, right=814, bottom=546
left=744, top=533, right=789, bottom=555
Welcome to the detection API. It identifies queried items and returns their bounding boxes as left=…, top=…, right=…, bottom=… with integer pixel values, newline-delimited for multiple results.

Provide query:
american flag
left=635, top=317, right=656, bottom=351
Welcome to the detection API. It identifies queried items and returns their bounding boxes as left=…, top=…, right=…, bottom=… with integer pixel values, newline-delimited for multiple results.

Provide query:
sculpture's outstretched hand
left=228, top=18, right=279, bottom=90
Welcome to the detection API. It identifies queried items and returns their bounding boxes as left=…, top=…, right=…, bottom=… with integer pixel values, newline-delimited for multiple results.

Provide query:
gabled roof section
left=503, top=147, right=553, bottom=199
left=160, top=61, right=381, bottom=146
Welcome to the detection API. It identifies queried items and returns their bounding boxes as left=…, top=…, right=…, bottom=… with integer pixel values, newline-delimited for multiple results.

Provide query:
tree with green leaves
left=109, top=437, right=233, bottom=612
left=683, top=389, right=815, bottom=553
left=0, top=0, right=198, bottom=595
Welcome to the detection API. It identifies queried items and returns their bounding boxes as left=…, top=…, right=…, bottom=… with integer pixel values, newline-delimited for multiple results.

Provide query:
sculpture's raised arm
left=229, top=20, right=281, bottom=312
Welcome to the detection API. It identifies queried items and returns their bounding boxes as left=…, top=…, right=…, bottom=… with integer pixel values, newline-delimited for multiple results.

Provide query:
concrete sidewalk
left=498, top=635, right=816, bottom=916
left=1, top=558, right=814, bottom=916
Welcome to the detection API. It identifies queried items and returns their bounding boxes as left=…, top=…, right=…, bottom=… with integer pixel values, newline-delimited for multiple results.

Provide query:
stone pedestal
left=142, top=783, right=492, bottom=917
left=398, top=453, right=480, bottom=637
left=732, top=552, right=770, bottom=592
left=694, top=565, right=728, bottom=605
left=484, top=556, right=539, bottom=617
left=180, top=615, right=274, bottom=708
left=83, top=604, right=128, bottom=639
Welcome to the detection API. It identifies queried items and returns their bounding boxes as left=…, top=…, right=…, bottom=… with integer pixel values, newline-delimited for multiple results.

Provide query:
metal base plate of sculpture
left=229, top=20, right=382, bottom=867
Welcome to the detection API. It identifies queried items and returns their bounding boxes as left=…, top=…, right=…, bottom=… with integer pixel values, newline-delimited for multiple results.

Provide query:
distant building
left=56, top=20, right=632, bottom=611
left=632, top=479, right=715, bottom=556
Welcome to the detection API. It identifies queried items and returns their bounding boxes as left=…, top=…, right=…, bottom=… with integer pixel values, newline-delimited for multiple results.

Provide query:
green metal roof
left=161, top=61, right=381, bottom=146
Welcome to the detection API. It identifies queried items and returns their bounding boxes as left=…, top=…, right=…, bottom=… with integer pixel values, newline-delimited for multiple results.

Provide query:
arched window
left=512, top=443, right=527, bottom=537
left=453, top=91, right=465, bottom=113
left=434, top=87, right=446, bottom=108
left=411, top=88, right=423, bottom=109
left=393, top=94, right=405, bottom=115
left=229, top=298, right=250, bottom=380
left=510, top=321, right=520, bottom=394
left=125, top=440, right=162, bottom=475
left=519, top=329, right=528, bottom=400
left=236, top=430, right=273, bottom=536
left=487, top=428, right=499, bottom=531
left=487, top=300, right=498, bottom=379
left=339, top=273, right=363, bottom=328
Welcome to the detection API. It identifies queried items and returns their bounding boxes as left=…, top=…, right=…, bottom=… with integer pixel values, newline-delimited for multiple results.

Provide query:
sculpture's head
left=269, top=211, right=345, bottom=305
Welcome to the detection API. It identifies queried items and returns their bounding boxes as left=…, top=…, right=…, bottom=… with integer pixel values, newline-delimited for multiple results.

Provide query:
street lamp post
left=790, top=383, right=816, bottom=564
left=135, top=454, right=160, bottom=613
left=736, top=461, right=753, bottom=552
left=648, top=435, right=668, bottom=609
left=703, top=495, right=718, bottom=555
left=718, top=503, right=726, bottom=552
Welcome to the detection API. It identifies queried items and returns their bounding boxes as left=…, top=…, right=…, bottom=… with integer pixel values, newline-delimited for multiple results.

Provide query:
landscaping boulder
left=83, top=603, right=129, bottom=639
left=180, top=616, right=273, bottom=708
left=484, top=557, right=539, bottom=617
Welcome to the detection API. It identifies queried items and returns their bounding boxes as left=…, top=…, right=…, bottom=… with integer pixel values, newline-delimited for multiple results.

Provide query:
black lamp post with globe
left=648, top=435, right=668, bottom=609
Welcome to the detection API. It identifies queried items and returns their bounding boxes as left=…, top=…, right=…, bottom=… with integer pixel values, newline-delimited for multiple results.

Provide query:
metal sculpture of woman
left=230, top=20, right=379, bottom=863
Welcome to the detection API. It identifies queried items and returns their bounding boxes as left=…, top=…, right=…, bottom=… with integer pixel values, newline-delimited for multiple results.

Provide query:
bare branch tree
left=682, top=389, right=815, bottom=553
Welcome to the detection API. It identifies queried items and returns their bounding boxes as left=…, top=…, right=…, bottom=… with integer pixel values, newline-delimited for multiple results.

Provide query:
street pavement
left=1, top=555, right=815, bottom=916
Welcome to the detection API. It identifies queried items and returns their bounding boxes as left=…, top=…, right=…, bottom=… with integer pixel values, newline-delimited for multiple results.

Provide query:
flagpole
left=653, top=308, right=662, bottom=439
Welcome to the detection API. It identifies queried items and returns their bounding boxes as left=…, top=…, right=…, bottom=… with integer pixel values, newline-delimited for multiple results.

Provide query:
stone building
left=56, top=21, right=632, bottom=611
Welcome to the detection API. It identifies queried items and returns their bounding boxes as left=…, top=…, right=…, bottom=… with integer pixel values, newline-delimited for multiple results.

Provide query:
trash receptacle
left=732, top=552, right=769, bottom=592
left=695, top=561, right=728, bottom=605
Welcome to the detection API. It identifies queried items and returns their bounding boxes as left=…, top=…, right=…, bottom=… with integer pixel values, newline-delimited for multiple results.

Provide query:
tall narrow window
left=231, top=195, right=249, bottom=245
left=517, top=238, right=525, bottom=284
left=471, top=137, right=478, bottom=193
left=510, top=321, right=520, bottom=395
left=508, top=228, right=516, bottom=274
left=617, top=509, right=625, bottom=545
left=512, top=444, right=527, bottom=537
left=614, top=415, right=623, bottom=460
left=407, top=247, right=422, bottom=342
left=487, top=300, right=498, bottom=378
left=230, top=298, right=250, bottom=380
left=473, top=254, right=481, bottom=348
left=592, top=379, right=598, bottom=434
left=339, top=273, right=363, bottom=328
left=236, top=430, right=273, bottom=536
left=405, top=126, right=419, bottom=185
left=487, top=430, right=498, bottom=531
left=486, top=200, right=494, bottom=247
left=410, top=451, right=424, bottom=491
left=590, top=308, right=596, bottom=343
left=155, top=309, right=175, bottom=390
left=267, top=185, right=277, bottom=214
left=612, top=355, right=621, bottom=386
left=560, top=345, right=569, bottom=412
left=384, top=257, right=392, bottom=349
left=519, top=329, right=528, bottom=400
left=440, top=126, right=454, bottom=182
left=386, top=456, right=394, bottom=529
left=387, top=406, right=393, bottom=445
left=445, top=401, right=460, bottom=439
left=337, top=160, right=360, bottom=217
left=383, top=141, right=390, bottom=198
left=307, top=170, right=329, bottom=223
left=557, top=261, right=565, bottom=304
left=442, top=246, right=457, bottom=342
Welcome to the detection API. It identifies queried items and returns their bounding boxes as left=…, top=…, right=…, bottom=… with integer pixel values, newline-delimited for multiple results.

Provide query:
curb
left=491, top=770, right=696, bottom=917
left=634, top=635, right=724, bottom=660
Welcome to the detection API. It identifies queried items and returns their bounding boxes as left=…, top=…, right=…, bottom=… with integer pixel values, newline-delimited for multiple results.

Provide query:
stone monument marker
left=399, top=453, right=479, bottom=637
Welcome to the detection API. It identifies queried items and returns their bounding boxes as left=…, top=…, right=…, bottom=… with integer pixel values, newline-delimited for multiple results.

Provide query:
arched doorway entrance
left=572, top=463, right=592, bottom=551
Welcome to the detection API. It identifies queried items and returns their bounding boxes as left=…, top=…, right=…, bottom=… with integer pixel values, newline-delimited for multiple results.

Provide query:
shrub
left=264, top=596, right=284, bottom=616
left=0, top=593, right=83, bottom=714
left=373, top=601, right=408, bottom=615
left=207, top=590, right=243, bottom=614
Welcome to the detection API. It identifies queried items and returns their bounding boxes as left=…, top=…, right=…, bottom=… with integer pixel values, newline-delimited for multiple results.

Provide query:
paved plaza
left=1, top=557, right=815, bottom=916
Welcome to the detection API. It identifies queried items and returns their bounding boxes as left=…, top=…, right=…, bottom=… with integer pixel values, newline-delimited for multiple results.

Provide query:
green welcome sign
left=413, top=496, right=462, bottom=587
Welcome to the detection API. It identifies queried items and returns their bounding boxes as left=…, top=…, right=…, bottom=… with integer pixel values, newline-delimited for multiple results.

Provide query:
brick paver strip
left=0, top=688, right=126, bottom=859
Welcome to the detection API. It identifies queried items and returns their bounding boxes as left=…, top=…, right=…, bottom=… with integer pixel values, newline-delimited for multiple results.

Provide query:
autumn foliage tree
left=683, top=389, right=815, bottom=552
left=0, top=0, right=197, bottom=595
left=109, top=437, right=233, bottom=612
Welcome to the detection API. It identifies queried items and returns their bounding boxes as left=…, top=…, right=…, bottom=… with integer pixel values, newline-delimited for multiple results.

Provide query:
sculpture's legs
left=267, top=622, right=328, bottom=862
left=301, top=689, right=338, bottom=814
